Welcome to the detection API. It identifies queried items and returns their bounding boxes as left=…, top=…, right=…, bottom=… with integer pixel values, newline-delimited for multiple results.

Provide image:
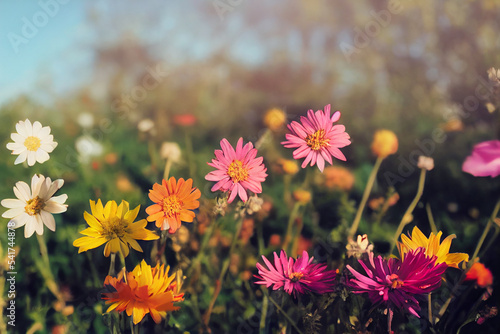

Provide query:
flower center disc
left=305, top=129, right=329, bottom=151
left=389, top=273, right=404, bottom=289
left=24, top=196, right=44, bottom=216
left=163, top=195, right=182, bottom=217
left=24, top=136, right=41, bottom=151
left=227, top=160, right=249, bottom=183
left=103, top=216, right=127, bottom=239
left=289, top=272, right=304, bottom=282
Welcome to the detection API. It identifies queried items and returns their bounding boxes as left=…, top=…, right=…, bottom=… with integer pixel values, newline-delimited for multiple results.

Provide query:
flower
left=1, top=174, right=67, bottom=238
left=75, top=135, right=104, bottom=163
left=263, top=108, right=286, bottom=131
left=398, top=226, right=469, bottom=268
left=281, top=104, right=351, bottom=172
left=293, top=189, right=312, bottom=204
left=159, top=142, right=182, bottom=163
left=137, top=118, right=155, bottom=133
left=346, top=234, right=374, bottom=258
left=146, top=177, right=201, bottom=233
left=487, top=67, right=500, bottom=86
left=276, top=158, right=299, bottom=175
left=462, top=140, right=500, bottom=177
left=205, top=138, right=268, bottom=203
left=465, top=262, right=493, bottom=288
left=173, top=114, right=197, bottom=127
left=102, top=259, right=183, bottom=324
left=346, top=248, right=447, bottom=318
left=371, top=130, right=398, bottom=158
left=417, top=156, right=434, bottom=171
left=76, top=112, right=95, bottom=128
left=73, top=200, right=158, bottom=257
left=254, top=250, right=336, bottom=298
left=322, top=166, right=355, bottom=191
left=6, top=119, right=58, bottom=166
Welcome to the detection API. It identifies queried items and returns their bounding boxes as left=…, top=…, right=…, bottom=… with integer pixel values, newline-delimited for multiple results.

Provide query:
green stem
left=163, top=158, right=172, bottom=180
left=108, top=253, right=116, bottom=276
left=348, top=156, right=383, bottom=240
left=426, top=203, right=438, bottom=235
left=389, top=168, right=427, bottom=255
left=184, top=130, right=196, bottom=182
left=267, top=292, right=304, bottom=334
left=469, top=198, right=500, bottom=263
left=203, top=217, right=244, bottom=327
left=259, top=292, right=269, bottom=333
left=283, top=174, right=292, bottom=209
left=36, top=233, right=51, bottom=268
left=479, top=225, right=500, bottom=259
left=428, top=293, right=433, bottom=325
left=283, top=202, right=302, bottom=254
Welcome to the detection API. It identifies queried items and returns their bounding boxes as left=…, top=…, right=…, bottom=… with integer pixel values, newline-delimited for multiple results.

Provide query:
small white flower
left=137, top=118, right=155, bottom=133
left=487, top=67, right=500, bottom=85
left=6, top=119, right=58, bottom=166
left=1, top=174, right=68, bottom=238
left=160, top=142, right=182, bottom=163
left=346, top=234, right=374, bottom=258
left=75, top=135, right=104, bottom=162
left=77, top=112, right=95, bottom=128
left=417, top=156, right=434, bottom=171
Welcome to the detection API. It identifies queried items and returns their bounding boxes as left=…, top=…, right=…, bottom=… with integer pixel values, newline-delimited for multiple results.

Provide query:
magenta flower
left=254, top=250, right=336, bottom=298
left=205, top=138, right=267, bottom=203
left=346, top=248, right=447, bottom=318
left=281, top=104, right=351, bottom=172
left=462, top=140, right=500, bottom=177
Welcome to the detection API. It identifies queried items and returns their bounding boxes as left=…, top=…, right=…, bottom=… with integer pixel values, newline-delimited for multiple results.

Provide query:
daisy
left=397, top=226, right=469, bottom=268
left=146, top=177, right=201, bottom=233
left=1, top=174, right=67, bottom=238
left=73, top=200, right=159, bottom=257
left=346, top=248, right=447, bottom=320
left=462, top=140, right=500, bottom=178
left=6, top=119, right=58, bottom=166
left=205, top=138, right=268, bottom=203
left=281, top=104, right=351, bottom=172
left=254, top=250, right=336, bottom=298
left=103, top=259, right=184, bottom=324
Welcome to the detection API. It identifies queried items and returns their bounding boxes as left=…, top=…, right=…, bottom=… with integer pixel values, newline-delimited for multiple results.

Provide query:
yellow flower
left=73, top=200, right=159, bottom=257
left=277, top=158, right=299, bottom=175
left=323, top=166, right=355, bottom=191
left=398, top=226, right=469, bottom=268
left=102, top=259, right=183, bottom=324
left=293, top=189, right=312, bottom=204
left=371, top=130, right=398, bottom=158
left=263, top=108, right=286, bottom=131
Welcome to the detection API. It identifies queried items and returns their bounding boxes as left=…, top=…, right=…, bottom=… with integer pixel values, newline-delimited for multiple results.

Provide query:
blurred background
left=1, top=0, right=500, bottom=333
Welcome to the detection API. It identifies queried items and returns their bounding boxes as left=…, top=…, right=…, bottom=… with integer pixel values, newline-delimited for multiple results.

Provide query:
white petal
left=24, top=218, right=36, bottom=238
left=2, top=207, right=25, bottom=218
left=40, top=143, right=56, bottom=153
left=37, top=176, right=51, bottom=199
left=31, top=174, right=44, bottom=197
left=14, top=150, right=28, bottom=165
left=36, top=149, right=50, bottom=164
left=1, top=198, right=25, bottom=208
left=32, top=121, right=42, bottom=136
left=16, top=121, right=28, bottom=137
left=27, top=151, right=36, bottom=166
left=7, top=142, right=26, bottom=154
left=44, top=180, right=64, bottom=200
left=38, top=126, right=51, bottom=138
left=34, top=214, right=44, bottom=235
left=12, top=213, right=31, bottom=228
left=24, top=119, right=33, bottom=136
left=40, top=210, right=56, bottom=231
left=14, top=181, right=31, bottom=201
left=44, top=200, right=67, bottom=214
left=10, top=133, right=25, bottom=144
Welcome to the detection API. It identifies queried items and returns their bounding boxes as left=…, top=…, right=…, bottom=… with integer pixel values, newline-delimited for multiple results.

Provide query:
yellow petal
left=73, top=236, right=107, bottom=252
left=104, top=200, right=118, bottom=219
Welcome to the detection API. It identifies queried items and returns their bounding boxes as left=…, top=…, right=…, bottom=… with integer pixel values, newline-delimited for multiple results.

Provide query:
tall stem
left=267, top=292, right=304, bottom=334
left=469, top=198, right=500, bottom=263
left=348, top=156, right=383, bottom=240
left=282, top=202, right=302, bottom=254
left=426, top=203, right=438, bottom=235
left=163, top=158, right=172, bottom=180
left=389, top=168, right=426, bottom=255
left=203, top=217, right=244, bottom=327
left=108, top=253, right=116, bottom=276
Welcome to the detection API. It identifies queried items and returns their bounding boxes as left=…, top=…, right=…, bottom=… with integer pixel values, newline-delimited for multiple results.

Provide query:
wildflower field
left=1, top=1, right=500, bottom=334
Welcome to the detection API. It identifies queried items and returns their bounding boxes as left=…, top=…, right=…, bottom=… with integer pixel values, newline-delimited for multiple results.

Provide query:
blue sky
left=0, top=1, right=92, bottom=106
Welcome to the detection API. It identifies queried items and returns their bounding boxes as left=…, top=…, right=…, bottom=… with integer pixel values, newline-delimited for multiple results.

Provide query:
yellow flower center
left=24, top=196, right=44, bottom=216
left=305, top=129, right=329, bottom=151
left=288, top=272, right=304, bottom=282
left=162, top=195, right=182, bottom=217
left=102, top=216, right=128, bottom=240
left=227, top=160, right=249, bottom=183
left=389, top=274, right=404, bottom=289
left=24, top=136, right=41, bottom=151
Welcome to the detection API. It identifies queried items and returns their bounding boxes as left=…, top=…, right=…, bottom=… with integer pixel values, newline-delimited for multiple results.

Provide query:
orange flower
left=146, top=177, right=201, bottom=233
left=371, top=130, right=398, bottom=158
left=465, top=263, right=493, bottom=288
left=173, top=114, right=197, bottom=127
left=323, top=166, right=355, bottom=191
left=102, top=260, right=183, bottom=324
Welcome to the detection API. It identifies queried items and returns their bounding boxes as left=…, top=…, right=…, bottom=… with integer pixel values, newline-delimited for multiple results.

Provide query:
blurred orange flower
left=293, top=189, right=312, bottom=204
left=323, top=166, right=355, bottom=191
left=263, top=107, right=286, bottom=131
left=173, top=114, right=197, bottom=127
left=371, top=130, right=398, bottom=158
left=146, top=177, right=201, bottom=233
left=269, top=234, right=281, bottom=247
left=466, top=262, right=493, bottom=288
left=102, top=260, right=183, bottom=324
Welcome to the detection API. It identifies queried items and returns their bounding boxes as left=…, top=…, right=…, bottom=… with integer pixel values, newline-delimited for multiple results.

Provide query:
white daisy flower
left=6, top=119, right=58, bottom=166
left=1, top=174, right=68, bottom=238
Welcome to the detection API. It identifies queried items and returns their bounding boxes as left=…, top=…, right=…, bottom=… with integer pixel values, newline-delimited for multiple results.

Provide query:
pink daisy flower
left=254, top=250, right=336, bottom=298
left=281, top=104, right=351, bottom=172
left=205, top=138, right=267, bottom=203
left=346, top=248, right=447, bottom=321
left=462, top=140, right=500, bottom=177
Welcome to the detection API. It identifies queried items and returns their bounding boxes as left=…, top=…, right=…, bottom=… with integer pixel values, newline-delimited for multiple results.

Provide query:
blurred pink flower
left=281, top=104, right=350, bottom=172
left=205, top=138, right=267, bottom=203
left=254, top=250, right=336, bottom=298
left=462, top=140, right=500, bottom=177
left=346, top=248, right=447, bottom=319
